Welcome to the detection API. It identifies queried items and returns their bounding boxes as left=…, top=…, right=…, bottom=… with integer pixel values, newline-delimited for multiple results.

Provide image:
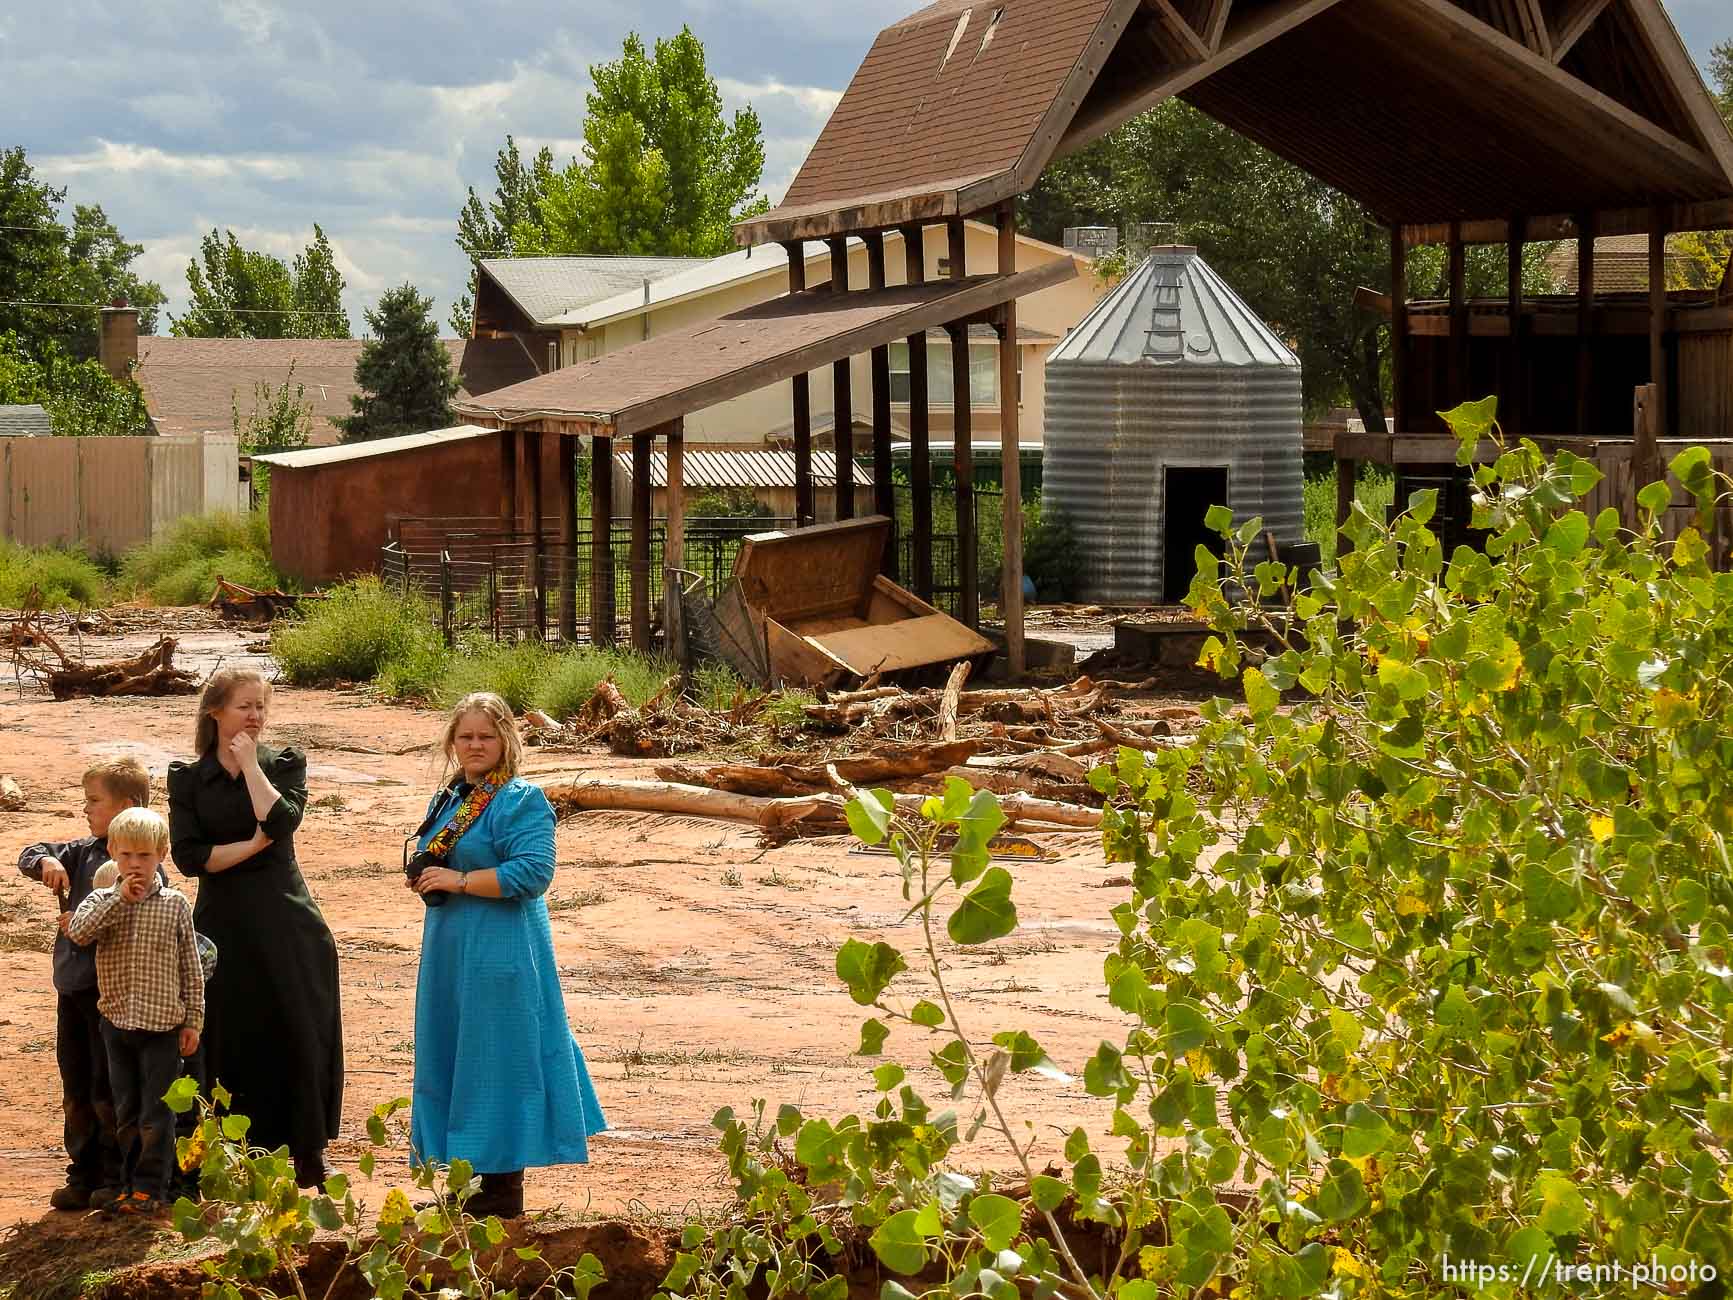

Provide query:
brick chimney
left=99, top=298, right=139, bottom=380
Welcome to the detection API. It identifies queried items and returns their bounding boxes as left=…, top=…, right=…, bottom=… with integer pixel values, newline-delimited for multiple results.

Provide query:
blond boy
left=16, top=757, right=152, bottom=1211
left=68, top=808, right=203, bottom=1215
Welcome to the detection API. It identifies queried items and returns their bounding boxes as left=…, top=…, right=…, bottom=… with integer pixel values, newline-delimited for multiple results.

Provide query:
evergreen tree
left=173, top=226, right=350, bottom=338
left=339, top=284, right=457, bottom=442
left=449, top=136, right=556, bottom=335
left=511, top=27, right=768, bottom=258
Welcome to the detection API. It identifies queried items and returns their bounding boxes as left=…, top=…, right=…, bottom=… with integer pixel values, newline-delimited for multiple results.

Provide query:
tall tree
left=512, top=27, right=768, bottom=257
left=338, top=284, right=457, bottom=442
left=0, top=331, right=150, bottom=436
left=1711, top=38, right=1732, bottom=124
left=172, top=226, right=350, bottom=338
left=1673, top=39, right=1733, bottom=290
left=0, top=147, right=165, bottom=364
left=449, top=136, right=556, bottom=335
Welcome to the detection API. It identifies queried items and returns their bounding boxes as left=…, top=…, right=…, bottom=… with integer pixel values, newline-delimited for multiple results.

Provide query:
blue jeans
left=100, top=1020, right=181, bottom=1201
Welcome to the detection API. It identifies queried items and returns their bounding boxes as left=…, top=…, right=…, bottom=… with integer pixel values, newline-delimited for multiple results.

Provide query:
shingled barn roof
left=737, top=0, right=1733, bottom=244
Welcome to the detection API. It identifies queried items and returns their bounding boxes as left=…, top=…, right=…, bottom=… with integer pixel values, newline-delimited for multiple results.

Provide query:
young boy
left=16, top=757, right=152, bottom=1212
left=67, top=807, right=204, bottom=1216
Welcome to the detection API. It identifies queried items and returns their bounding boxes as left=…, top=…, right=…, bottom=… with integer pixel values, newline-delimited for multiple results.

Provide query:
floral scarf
left=424, top=765, right=509, bottom=860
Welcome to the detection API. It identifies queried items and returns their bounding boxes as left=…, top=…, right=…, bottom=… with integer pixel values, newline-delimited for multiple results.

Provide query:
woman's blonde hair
left=194, top=668, right=273, bottom=756
left=106, top=807, right=170, bottom=855
left=440, top=692, right=523, bottom=781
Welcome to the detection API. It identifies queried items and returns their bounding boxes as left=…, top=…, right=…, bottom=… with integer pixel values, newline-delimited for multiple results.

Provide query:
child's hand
left=120, top=874, right=149, bottom=903
left=37, top=857, right=69, bottom=893
left=57, top=913, right=72, bottom=938
left=179, top=1027, right=200, bottom=1057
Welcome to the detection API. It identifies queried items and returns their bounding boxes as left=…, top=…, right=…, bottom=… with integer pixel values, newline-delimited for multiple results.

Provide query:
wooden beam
left=1650, top=212, right=1669, bottom=441
left=591, top=434, right=615, bottom=646
left=1550, top=0, right=1611, bottom=65
left=1576, top=213, right=1596, bottom=436
left=902, top=224, right=934, bottom=602
left=1403, top=198, right=1733, bottom=247
left=1506, top=215, right=1525, bottom=433
left=630, top=432, right=652, bottom=652
left=1059, top=0, right=1349, bottom=154
left=1619, top=0, right=1733, bottom=207
left=528, top=428, right=546, bottom=636
left=783, top=240, right=814, bottom=526
left=950, top=320, right=977, bottom=630
left=1513, top=0, right=1552, bottom=59
left=1203, top=0, right=1234, bottom=50
left=1146, top=0, right=1210, bottom=60
left=1633, top=383, right=1660, bottom=517
left=1389, top=226, right=1408, bottom=438
left=558, top=432, right=577, bottom=641
left=866, top=231, right=896, bottom=572
left=1401, top=0, right=1725, bottom=188
left=665, top=420, right=685, bottom=574
left=1448, top=222, right=1466, bottom=407
left=499, top=428, right=518, bottom=531
left=997, top=207, right=1025, bottom=678
left=830, top=236, right=854, bottom=521
left=1335, top=455, right=1357, bottom=553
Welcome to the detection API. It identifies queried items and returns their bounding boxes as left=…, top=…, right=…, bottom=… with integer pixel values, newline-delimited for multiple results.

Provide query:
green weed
left=272, top=576, right=447, bottom=690
left=118, top=510, right=286, bottom=605
left=0, top=539, right=108, bottom=609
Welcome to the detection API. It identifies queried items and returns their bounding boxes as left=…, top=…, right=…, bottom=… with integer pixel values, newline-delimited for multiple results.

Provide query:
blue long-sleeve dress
left=410, top=778, right=606, bottom=1174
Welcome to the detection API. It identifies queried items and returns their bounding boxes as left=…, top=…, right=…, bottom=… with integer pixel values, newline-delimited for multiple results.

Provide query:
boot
left=465, top=1170, right=524, bottom=1220
left=293, top=1149, right=337, bottom=1191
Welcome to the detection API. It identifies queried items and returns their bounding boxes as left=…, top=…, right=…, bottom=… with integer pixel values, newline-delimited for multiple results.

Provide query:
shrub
left=689, top=486, right=774, bottom=520
left=273, top=577, right=445, bottom=688
left=669, top=398, right=1733, bottom=1300
left=0, top=539, right=109, bottom=609
left=1022, top=500, right=1081, bottom=602
left=1303, top=463, right=1393, bottom=564
left=436, top=639, right=559, bottom=715
left=535, top=645, right=674, bottom=719
left=120, top=510, right=285, bottom=606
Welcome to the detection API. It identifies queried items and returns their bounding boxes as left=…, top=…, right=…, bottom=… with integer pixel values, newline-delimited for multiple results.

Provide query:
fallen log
left=655, top=740, right=983, bottom=797
left=938, top=661, right=971, bottom=742
left=45, top=637, right=199, bottom=701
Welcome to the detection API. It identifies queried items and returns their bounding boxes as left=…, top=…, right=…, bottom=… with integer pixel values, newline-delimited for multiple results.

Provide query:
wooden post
left=1389, top=228, right=1407, bottom=435
left=1447, top=221, right=1466, bottom=408
left=1576, top=214, right=1596, bottom=435
left=1633, top=383, right=1660, bottom=526
left=1336, top=454, right=1358, bottom=554
left=867, top=231, right=896, bottom=575
left=903, top=224, right=933, bottom=600
left=527, top=428, right=546, bottom=636
left=948, top=219, right=975, bottom=627
left=783, top=241, right=814, bottom=526
left=1506, top=216, right=1524, bottom=433
left=829, top=236, right=854, bottom=521
left=996, top=205, right=1024, bottom=678
left=1649, top=209, right=1669, bottom=440
left=665, top=420, right=685, bottom=573
left=558, top=432, right=578, bottom=641
left=630, top=432, right=652, bottom=652
left=499, top=428, right=519, bottom=530
left=591, top=434, right=615, bottom=646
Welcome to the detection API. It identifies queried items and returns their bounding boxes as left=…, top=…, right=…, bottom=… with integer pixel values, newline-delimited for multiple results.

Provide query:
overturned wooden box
left=714, top=516, right=995, bottom=689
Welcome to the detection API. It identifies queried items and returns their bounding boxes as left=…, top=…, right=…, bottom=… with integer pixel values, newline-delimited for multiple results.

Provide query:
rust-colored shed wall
left=268, top=435, right=567, bottom=584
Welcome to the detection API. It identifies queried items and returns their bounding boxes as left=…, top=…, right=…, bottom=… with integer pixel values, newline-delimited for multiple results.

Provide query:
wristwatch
left=458, top=871, right=470, bottom=895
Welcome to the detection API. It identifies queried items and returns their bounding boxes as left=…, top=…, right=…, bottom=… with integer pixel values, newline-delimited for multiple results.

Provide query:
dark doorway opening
left=1163, top=466, right=1229, bottom=603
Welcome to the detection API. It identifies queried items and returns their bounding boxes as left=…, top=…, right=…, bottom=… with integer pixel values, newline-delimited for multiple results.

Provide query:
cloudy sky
left=5, top=0, right=1727, bottom=336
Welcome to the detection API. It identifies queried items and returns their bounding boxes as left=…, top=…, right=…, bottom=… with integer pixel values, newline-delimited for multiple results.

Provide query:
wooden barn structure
left=456, top=0, right=1733, bottom=664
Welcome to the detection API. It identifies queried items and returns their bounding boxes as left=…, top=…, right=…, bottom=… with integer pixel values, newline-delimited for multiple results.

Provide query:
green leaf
left=1064, top=1127, right=1090, bottom=1162
left=947, top=868, right=1018, bottom=945
left=1031, top=1176, right=1068, bottom=1212
left=873, top=1063, right=906, bottom=1092
left=1312, top=1160, right=1369, bottom=1222
left=1637, top=479, right=1672, bottom=514
left=164, top=1075, right=200, bottom=1114
left=662, top=1252, right=703, bottom=1293
left=514, top=1247, right=543, bottom=1262
left=1378, top=715, right=1425, bottom=759
left=1242, top=667, right=1279, bottom=719
left=869, top=1209, right=928, bottom=1275
left=992, top=1030, right=1072, bottom=1082
left=836, top=939, right=907, bottom=1005
left=1439, top=395, right=1498, bottom=443
left=811, top=1277, right=848, bottom=1300
left=951, top=789, right=1008, bottom=886
left=1534, top=1170, right=1590, bottom=1235
left=220, top=1114, right=251, bottom=1141
left=1204, top=504, right=1235, bottom=536
left=858, top=1018, right=890, bottom=1056
left=1541, top=511, right=1589, bottom=558
left=970, top=1194, right=1022, bottom=1252
left=1084, top=1042, right=1135, bottom=1096
left=310, top=1196, right=342, bottom=1231
left=1342, top=1103, right=1392, bottom=1158
left=846, top=790, right=895, bottom=845
left=910, top=1000, right=947, bottom=1029
left=358, top=1151, right=376, bottom=1178
left=1161, top=1000, right=1211, bottom=1056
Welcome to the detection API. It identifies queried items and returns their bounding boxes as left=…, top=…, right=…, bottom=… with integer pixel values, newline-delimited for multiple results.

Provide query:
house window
left=889, top=339, right=999, bottom=407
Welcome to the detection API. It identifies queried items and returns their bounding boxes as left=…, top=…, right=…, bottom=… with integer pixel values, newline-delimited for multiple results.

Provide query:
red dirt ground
left=0, top=626, right=1145, bottom=1280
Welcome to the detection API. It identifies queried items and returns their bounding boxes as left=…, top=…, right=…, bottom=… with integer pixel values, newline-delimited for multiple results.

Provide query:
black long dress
left=167, top=745, right=342, bottom=1156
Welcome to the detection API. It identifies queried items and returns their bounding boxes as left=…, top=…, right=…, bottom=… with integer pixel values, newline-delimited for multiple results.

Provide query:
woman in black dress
left=167, top=668, right=343, bottom=1188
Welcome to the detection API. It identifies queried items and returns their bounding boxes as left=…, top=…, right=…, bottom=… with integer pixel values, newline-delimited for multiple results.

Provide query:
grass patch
left=118, top=510, right=285, bottom=605
left=273, top=577, right=448, bottom=697
left=536, top=645, right=677, bottom=718
left=1304, top=465, right=1395, bottom=566
left=548, top=887, right=612, bottom=912
left=0, top=538, right=109, bottom=609
left=438, top=638, right=561, bottom=714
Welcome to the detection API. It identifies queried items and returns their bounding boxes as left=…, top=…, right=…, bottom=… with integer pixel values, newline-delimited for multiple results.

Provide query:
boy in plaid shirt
left=69, top=808, right=203, bottom=1215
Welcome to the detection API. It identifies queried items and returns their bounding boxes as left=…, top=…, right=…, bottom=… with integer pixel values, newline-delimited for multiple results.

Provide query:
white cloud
left=217, top=0, right=285, bottom=47
left=717, top=76, right=844, bottom=119
left=37, top=141, right=303, bottom=183
left=130, top=90, right=234, bottom=135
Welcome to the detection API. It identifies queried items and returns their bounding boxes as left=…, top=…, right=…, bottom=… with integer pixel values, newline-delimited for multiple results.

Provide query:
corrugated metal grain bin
left=1042, top=248, right=1305, bottom=604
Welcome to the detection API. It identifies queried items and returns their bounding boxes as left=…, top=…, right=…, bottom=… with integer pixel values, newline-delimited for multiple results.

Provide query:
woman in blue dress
left=406, top=691, right=605, bottom=1217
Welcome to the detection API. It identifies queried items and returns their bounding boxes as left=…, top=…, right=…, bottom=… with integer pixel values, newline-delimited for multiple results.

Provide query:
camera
left=403, top=846, right=450, bottom=908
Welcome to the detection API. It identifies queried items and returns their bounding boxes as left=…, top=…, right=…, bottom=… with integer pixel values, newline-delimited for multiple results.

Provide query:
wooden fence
left=0, top=435, right=245, bottom=554
left=1582, top=437, right=1733, bottom=567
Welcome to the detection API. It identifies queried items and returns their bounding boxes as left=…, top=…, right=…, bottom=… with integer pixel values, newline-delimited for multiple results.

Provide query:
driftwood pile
left=209, top=577, right=323, bottom=625
left=7, top=611, right=200, bottom=700
left=523, top=675, right=799, bottom=759
left=536, top=664, right=1202, bottom=843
